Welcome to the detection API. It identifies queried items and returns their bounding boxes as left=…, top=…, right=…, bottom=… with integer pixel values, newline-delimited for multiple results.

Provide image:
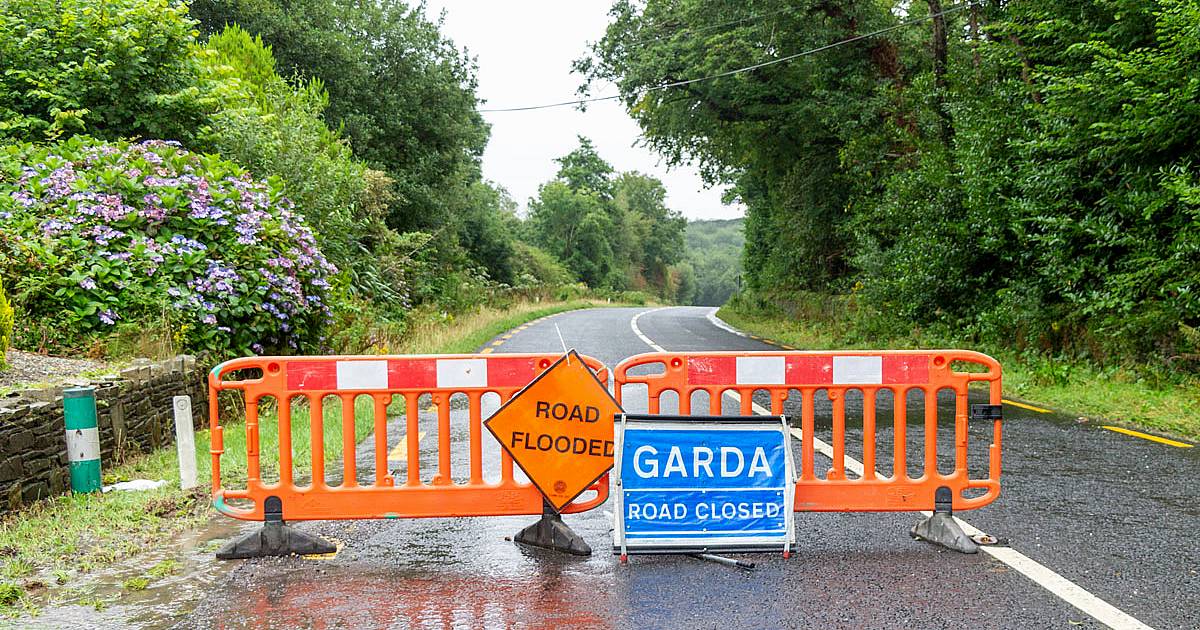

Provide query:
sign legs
left=513, top=499, right=592, bottom=556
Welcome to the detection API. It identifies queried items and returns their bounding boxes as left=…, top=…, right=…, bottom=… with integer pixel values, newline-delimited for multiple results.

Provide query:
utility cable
left=479, top=2, right=976, bottom=113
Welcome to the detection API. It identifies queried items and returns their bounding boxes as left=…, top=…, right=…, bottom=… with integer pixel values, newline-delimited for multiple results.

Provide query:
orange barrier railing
left=208, top=354, right=610, bottom=522
left=613, top=350, right=1002, bottom=513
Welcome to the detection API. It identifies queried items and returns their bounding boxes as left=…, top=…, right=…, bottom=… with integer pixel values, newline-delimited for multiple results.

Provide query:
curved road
left=163, top=307, right=1199, bottom=628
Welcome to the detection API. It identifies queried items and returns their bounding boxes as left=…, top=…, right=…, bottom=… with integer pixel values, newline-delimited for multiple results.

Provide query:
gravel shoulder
left=0, top=350, right=110, bottom=392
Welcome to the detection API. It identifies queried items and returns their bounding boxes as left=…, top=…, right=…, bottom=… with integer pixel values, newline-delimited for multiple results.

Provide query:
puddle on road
left=7, top=406, right=465, bottom=630
left=6, top=515, right=248, bottom=629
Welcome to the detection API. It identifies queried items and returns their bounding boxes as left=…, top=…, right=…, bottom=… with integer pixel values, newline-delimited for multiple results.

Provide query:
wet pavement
left=12, top=307, right=1198, bottom=628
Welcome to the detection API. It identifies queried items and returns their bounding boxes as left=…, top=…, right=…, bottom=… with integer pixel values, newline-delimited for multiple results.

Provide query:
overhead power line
left=479, top=2, right=976, bottom=114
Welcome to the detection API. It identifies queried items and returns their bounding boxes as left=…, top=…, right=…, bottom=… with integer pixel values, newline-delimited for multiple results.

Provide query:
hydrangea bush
left=0, top=136, right=337, bottom=356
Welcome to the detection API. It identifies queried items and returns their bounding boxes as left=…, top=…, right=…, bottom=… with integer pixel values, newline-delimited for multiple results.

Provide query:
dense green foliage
left=0, top=275, right=12, bottom=368
left=582, top=0, right=1200, bottom=368
left=683, top=219, right=744, bottom=306
left=527, top=138, right=687, bottom=298
left=0, top=138, right=334, bottom=355
left=0, top=0, right=594, bottom=359
left=193, top=26, right=411, bottom=306
left=188, top=0, right=571, bottom=313
left=0, top=0, right=204, bottom=143
left=189, top=0, right=489, bottom=234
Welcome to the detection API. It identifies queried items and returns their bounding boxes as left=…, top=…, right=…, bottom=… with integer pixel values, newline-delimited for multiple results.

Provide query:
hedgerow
left=0, top=136, right=335, bottom=356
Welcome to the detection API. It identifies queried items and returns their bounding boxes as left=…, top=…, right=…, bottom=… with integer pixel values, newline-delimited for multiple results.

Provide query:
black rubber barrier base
left=216, top=520, right=337, bottom=560
left=910, top=487, right=979, bottom=554
left=911, top=512, right=979, bottom=554
left=513, top=502, right=591, bottom=556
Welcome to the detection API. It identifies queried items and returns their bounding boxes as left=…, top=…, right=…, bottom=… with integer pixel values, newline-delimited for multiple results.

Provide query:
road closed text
left=626, top=500, right=783, bottom=522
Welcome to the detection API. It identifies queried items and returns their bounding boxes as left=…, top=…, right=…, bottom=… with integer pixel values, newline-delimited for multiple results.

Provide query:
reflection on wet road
left=182, top=308, right=1200, bottom=628
left=19, top=307, right=1196, bottom=629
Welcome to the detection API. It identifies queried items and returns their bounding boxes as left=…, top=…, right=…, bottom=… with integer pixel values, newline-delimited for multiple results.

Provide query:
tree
left=0, top=0, right=205, bottom=143
left=454, top=181, right=518, bottom=285
left=577, top=0, right=902, bottom=293
left=555, top=137, right=615, bottom=198
left=189, top=0, right=490, bottom=233
left=585, top=0, right=1200, bottom=363
left=528, top=139, right=688, bottom=294
left=614, top=172, right=686, bottom=290
left=528, top=181, right=614, bottom=287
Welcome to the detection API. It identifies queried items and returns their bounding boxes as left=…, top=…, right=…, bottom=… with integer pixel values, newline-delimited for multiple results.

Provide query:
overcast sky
left=422, top=0, right=742, bottom=221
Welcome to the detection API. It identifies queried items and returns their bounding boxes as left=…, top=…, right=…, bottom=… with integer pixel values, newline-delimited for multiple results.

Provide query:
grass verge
left=0, top=297, right=611, bottom=615
left=717, top=304, right=1200, bottom=442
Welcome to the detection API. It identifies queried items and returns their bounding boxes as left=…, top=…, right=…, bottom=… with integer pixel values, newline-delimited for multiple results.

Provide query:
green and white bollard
left=63, top=387, right=102, bottom=493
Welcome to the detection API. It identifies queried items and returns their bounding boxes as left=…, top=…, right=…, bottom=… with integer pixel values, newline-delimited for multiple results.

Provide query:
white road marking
left=630, top=307, right=669, bottom=352
left=706, top=307, right=747, bottom=337
left=629, top=307, right=1154, bottom=630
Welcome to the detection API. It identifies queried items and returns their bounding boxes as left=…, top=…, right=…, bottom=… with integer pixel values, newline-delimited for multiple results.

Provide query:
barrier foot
left=216, top=497, right=336, bottom=560
left=911, top=487, right=979, bottom=554
left=513, top=500, right=591, bottom=556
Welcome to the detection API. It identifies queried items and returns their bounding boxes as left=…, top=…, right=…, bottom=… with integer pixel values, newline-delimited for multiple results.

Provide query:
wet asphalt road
left=164, top=307, right=1198, bottom=628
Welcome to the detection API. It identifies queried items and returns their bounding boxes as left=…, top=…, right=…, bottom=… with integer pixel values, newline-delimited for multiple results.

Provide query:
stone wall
left=0, top=355, right=208, bottom=514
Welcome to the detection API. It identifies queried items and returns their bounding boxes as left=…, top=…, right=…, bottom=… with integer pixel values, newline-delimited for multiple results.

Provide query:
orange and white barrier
left=614, top=350, right=1003, bottom=513
left=208, top=354, right=611, bottom=523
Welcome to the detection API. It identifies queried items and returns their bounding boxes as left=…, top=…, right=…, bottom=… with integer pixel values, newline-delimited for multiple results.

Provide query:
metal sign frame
left=613, top=414, right=796, bottom=556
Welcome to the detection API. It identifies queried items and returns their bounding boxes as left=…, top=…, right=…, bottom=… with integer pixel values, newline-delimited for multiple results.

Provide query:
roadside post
left=173, top=395, right=198, bottom=490
left=485, top=349, right=623, bottom=555
left=63, top=387, right=102, bottom=493
left=612, top=414, right=795, bottom=560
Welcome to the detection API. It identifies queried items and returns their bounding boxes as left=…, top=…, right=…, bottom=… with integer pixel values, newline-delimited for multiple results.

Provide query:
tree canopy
left=191, top=0, right=490, bottom=234
left=581, top=0, right=1200, bottom=364
left=528, top=138, right=687, bottom=298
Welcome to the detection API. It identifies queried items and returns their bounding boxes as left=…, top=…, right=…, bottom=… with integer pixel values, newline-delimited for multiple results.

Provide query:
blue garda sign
left=613, top=415, right=795, bottom=555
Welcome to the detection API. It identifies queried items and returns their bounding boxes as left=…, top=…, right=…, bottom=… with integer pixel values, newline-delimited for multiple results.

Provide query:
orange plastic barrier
left=208, top=354, right=610, bottom=522
left=613, top=350, right=1002, bottom=513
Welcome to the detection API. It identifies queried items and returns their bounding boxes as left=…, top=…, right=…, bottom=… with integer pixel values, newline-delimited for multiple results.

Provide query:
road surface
left=36, top=306, right=1200, bottom=629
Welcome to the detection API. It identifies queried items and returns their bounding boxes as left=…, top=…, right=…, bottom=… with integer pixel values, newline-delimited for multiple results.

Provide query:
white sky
left=423, top=0, right=742, bottom=221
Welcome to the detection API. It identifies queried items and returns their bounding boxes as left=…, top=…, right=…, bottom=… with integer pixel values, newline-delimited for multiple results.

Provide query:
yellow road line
left=389, top=431, right=427, bottom=460
left=1003, top=399, right=1052, bottom=414
left=480, top=347, right=494, bottom=354
left=502, top=334, right=514, bottom=340
left=490, top=339, right=504, bottom=347
left=1102, top=426, right=1193, bottom=448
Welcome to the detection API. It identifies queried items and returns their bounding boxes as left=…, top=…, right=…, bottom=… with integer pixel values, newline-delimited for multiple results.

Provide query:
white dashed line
left=629, top=307, right=1154, bottom=630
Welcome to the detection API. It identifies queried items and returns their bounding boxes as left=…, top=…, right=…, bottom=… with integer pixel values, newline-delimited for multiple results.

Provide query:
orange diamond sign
left=485, top=350, right=623, bottom=512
